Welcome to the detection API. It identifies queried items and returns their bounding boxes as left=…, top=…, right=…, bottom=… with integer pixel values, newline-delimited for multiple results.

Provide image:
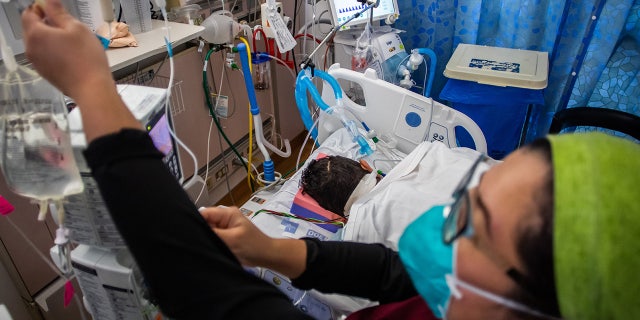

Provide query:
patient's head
left=300, top=155, right=370, bottom=216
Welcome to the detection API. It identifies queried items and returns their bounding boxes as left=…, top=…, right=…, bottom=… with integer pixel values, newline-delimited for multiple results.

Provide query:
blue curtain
left=395, top=0, right=640, bottom=142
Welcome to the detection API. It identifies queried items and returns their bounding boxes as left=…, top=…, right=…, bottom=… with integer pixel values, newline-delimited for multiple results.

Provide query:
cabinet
left=0, top=175, right=89, bottom=320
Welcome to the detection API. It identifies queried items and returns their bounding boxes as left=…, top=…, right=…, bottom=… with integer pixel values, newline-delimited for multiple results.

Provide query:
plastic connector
left=407, top=52, right=424, bottom=71
left=356, top=136, right=374, bottom=156
left=385, top=13, right=399, bottom=25
left=54, top=227, right=68, bottom=245
left=262, top=160, right=275, bottom=182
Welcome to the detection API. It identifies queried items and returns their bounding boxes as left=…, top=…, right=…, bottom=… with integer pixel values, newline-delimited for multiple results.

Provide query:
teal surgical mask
left=398, top=205, right=452, bottom=318
left=399, top=205, right=561, bottom=320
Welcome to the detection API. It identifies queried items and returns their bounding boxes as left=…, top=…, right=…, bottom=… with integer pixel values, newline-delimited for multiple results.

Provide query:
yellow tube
left=238, top=36, right=257, bottom=187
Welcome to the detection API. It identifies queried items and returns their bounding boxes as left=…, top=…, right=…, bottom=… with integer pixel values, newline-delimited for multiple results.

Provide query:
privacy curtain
left=396, top=0, right=640, bottom=141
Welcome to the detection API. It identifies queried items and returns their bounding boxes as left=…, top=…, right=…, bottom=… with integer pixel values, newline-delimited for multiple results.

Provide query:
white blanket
left=343, top=140, right=492, bottom=250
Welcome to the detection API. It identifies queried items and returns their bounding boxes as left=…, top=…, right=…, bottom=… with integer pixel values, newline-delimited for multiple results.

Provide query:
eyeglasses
left=441, top=155, right=547, bottom=306
left=442, top=155, right=487, bottom=245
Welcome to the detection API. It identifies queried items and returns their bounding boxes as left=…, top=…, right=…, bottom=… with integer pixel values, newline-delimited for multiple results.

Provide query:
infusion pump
left=51, top=245, right=160, bottom=320
left=66, top=84, right=184, bottom=248
left=61, top=85, right=182, bottom=319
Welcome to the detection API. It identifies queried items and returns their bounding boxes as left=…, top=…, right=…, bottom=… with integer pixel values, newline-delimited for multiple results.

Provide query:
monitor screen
left=327, top=0, right=398, bottom=29
left=146, top=110, right=183, bottom=183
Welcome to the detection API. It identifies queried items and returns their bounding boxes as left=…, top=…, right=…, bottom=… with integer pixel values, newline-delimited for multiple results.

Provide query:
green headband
left=549, top=133, right=640, bottom=319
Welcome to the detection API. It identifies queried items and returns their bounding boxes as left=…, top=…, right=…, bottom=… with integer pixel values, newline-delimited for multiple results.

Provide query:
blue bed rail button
left=405, top=112, right=422, bottom=127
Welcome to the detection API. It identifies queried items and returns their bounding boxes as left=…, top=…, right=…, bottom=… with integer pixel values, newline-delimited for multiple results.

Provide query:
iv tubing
left=5, top=216, right=88, bottom=320
left=159, top=4, right=199, bottom=185
left=203, top=49, right=250, bottom=174
left=257, top=53, right=297, bottom=80
left=0, top=23, right=17, bottom=71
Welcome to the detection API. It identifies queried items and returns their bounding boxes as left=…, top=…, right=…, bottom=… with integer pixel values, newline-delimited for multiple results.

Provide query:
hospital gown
left=84, top=129, right=417, bottom=319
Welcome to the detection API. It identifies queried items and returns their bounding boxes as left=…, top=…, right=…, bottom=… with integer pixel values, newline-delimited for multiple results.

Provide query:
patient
left=300, top=155, right=380, bottom=217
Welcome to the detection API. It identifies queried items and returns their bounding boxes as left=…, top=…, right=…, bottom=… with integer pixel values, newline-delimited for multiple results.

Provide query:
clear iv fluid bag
left=0, top=65, right=83, bottom=200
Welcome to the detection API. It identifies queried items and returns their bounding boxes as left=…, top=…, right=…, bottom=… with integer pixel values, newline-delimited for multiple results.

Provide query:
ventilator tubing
left=413, top=48, right=437, bottom=97
left=237, top=43, right=291, bottom=182
left=295, top=68, right=372, bottom=155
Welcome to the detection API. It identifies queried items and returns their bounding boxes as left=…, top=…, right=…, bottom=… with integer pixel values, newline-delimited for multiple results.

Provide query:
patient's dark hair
left=300, top=155, right=369, bottom=216
left=509, top=138, right=561, bottom=319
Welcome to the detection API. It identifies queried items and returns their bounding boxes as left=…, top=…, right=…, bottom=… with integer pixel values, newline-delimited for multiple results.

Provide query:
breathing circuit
left=237, top=43, right=292, bottom=183
left=294, top=68, right=373, bottom=156
left=395, top=48, right=437, bottom=97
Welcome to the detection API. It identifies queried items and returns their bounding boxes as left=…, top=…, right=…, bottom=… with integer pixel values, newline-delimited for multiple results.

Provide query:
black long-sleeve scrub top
left=84, top=129, right=417, bottom=319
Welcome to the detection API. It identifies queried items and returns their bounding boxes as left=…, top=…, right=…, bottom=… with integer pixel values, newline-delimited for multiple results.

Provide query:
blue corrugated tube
left=237, top=43, right=260, bottom=115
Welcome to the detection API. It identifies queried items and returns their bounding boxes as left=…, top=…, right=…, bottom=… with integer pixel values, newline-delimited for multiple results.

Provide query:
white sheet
left=344, top=141, right=492, bottom=250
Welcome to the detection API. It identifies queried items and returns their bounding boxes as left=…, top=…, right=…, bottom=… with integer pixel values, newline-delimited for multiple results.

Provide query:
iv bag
left=0, top=64, right=84, bottom=201
left=352, top=26, right=374, bottom=73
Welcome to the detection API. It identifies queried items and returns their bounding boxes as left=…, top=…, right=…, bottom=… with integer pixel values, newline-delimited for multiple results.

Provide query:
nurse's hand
left=200, top=206, right=308, bottom=279
left=21, top=0, right=114, bottom=100
left=199, top=206, right=273, bottom=267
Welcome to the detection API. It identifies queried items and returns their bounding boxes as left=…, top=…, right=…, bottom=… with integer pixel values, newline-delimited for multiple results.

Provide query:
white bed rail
left=318, top=64, right=487, bottom=155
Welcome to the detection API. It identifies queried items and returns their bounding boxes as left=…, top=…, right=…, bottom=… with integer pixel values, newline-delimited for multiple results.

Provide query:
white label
left=213, top=94, right=229, bottom=118
left=73, top=264, right=116, bottom=320
left=103, top=285, right=144, bottom=320
left=66, top=174, right=125, bottom=247
left=75, top=0, right=104, bottom=32
left=267, top=10, right=296, bottom=53
left=379, top=34, right=405, bottom=61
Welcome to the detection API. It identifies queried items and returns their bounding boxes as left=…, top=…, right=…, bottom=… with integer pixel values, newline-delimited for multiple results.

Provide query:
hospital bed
left=238, top=65, right=490, bottom=318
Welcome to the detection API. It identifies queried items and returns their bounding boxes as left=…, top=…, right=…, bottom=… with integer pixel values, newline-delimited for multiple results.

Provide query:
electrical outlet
left=215, top=166, right=228, bottom=181
left=205, top=175, right=214, bottom=192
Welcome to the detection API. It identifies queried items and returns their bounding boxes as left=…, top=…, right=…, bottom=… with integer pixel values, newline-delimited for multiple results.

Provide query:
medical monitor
left=115, top=84, right=184, bottom=185
left=146, top=109, right=183, bottom=184
left=327, top=0, right=399, bottom=29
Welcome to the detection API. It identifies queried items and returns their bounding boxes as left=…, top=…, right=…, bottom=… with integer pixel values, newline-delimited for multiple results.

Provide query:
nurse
left=203, top=134, right=639, bottom=319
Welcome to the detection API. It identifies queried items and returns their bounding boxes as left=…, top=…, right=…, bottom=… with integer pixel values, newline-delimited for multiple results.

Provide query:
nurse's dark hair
left=510, top=138, right=561, bottom=318
left=300, top=155, right=369, bottom=217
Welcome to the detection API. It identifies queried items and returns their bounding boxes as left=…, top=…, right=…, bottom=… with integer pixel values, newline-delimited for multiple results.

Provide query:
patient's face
left=446, top=148, right=549, bottom=319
